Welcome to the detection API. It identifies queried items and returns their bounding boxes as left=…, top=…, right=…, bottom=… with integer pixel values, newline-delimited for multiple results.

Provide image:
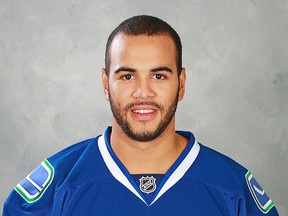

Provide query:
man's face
left=102, top=34, right=186, bottom=142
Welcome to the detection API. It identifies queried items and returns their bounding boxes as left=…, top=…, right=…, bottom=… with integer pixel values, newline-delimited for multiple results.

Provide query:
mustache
left=124, top=101, right=164, bottom=112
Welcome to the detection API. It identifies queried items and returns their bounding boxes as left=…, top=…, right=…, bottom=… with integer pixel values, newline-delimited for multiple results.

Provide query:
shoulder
left=186, top=143, right=247, bottom=197
left=3, top=136, right=100, bottom=215
left=196, top=144, right=247, bottom=183
left=187, top=143, right=278, bottom=215
left=48, top=137, right=98, bottom=172
left=178, top=131, right=248, bottom=192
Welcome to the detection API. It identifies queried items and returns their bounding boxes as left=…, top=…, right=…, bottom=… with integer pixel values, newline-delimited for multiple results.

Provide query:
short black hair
left=105, top=15, right=182, bottom=75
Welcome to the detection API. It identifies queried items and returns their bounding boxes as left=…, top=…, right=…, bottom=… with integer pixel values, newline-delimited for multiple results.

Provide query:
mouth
left=132, top=109, right=155, bottom=114
left=130, top=106, right=158, bottom=121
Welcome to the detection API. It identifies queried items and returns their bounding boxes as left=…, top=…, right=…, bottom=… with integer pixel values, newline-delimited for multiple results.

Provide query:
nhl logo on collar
left=139, top=176, right=156, bottom=194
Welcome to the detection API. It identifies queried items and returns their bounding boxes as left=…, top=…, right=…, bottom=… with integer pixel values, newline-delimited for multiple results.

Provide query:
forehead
left=111, top=32, right=175, bottom=45
left=109, top=34, right=177, bottom=67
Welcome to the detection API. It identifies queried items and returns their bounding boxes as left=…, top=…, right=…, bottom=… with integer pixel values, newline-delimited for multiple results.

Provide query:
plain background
left=1, top=0, right=287, bottom=214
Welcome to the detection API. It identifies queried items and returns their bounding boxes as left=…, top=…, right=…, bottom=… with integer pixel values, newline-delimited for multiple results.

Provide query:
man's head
left=105, top=15, right=182, bottom=76
left=102, top=15, right=186, bottom=142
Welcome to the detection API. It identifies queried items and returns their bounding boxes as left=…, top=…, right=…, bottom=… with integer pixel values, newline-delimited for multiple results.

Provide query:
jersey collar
left=98, top=126, right=200, bottom=206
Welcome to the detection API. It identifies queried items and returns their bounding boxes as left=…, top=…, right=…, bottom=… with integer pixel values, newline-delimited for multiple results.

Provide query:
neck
left=110, top=119, right=188, bottom=174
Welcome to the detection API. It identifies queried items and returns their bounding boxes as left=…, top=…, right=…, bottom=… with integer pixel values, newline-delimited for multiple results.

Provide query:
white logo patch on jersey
left=245, top=171, right=274, bottom=214
left=139, top=176, right=156, bottom=194
left=14, top=159, right=54, bottom=203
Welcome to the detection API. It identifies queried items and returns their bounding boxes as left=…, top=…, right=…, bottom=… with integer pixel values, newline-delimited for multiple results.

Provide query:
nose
left=132, top=78, right=156, bottom=99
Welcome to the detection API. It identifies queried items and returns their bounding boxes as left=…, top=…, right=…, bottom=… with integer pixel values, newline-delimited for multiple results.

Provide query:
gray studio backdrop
left=0, top=0, right=287, bottom=214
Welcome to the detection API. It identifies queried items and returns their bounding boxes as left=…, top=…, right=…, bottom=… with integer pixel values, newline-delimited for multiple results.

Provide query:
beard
left=108, top=87, right=179, bottom=142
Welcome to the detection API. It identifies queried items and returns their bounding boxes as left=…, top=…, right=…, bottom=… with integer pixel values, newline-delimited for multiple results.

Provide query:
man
left=3, top=15, right=278, bottom=215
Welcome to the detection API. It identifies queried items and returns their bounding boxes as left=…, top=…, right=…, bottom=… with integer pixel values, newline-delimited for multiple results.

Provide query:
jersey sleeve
left=239, top=171, right=279, bottom=215
left=2, top=159, right=56, bottom=216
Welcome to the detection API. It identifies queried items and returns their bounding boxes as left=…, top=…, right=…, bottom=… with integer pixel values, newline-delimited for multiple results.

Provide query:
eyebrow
left=114, top=66, right=173, bottom=74
left=114, top=67, right=136, bottom=73
left=150, top=66, right=172, bottom=73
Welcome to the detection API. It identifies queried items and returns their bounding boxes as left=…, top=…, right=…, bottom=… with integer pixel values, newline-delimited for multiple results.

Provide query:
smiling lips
left=130, top=106, right=158, bottom=121
left=133, top=109, right=155, bottom=114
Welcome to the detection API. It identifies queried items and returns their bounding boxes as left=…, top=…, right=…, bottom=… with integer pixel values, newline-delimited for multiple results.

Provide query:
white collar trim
left=98, top=133, right=200, bottom=206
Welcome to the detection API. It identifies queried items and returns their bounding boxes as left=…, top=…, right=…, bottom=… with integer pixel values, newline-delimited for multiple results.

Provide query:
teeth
left=133, top=109, right=154, bottom=114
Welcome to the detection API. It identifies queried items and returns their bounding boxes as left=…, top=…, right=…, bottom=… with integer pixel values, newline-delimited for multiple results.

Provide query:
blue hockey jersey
left=3, top=127, right=278, bottom=215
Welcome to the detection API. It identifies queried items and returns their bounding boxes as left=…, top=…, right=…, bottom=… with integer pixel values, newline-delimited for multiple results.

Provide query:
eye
left=153, top=74, right=166, bottom=80
left=121, top=74, right=133, bottom=80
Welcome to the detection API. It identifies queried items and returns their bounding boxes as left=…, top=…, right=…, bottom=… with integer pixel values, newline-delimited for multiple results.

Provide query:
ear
left=178, top=68, right=186, bottom=101
left=102, top=68, right=109, bottom=101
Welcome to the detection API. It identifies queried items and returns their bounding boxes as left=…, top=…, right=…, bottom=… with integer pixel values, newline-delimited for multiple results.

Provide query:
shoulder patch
left=14, top=159, right=54, bottom=203
left=245, top=171, right=274, bottom=214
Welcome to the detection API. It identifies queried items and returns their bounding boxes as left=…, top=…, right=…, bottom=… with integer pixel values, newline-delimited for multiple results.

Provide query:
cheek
left=157, top=91, right=178, bottom=107
left=157, top=82, right=179, bottom=97
left=109, top=81, right=126, bottom=93
left=109, top=83, right=129, bottom=104
left=110, top=83, right=135, bottom=101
